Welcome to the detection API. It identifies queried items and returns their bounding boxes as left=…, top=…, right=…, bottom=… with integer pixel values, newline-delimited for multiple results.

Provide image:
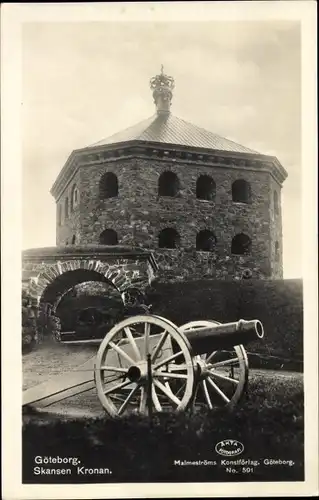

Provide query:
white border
left=1, top=2, right=318, bottom=498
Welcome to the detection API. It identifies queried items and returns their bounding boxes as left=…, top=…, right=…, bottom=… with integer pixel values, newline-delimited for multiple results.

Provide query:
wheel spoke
left=108, top=341, right=135, bottom=366
left=118, top=384, right=140, bottom=415
left=144, top=321, right=151, bottom=358
left=153, top=351, right=184, bottom=370
left=209, top=358, right=238, bottom=368
left=152, top=385, right=162, bottom=412
left=165, top=363, right=188, bottom=371
left=202, top=380, right=213, bottom=409
left=103, top=379, right=132, bottom=396
left=175, top=381, right=187, bottom=398
left=103, top=374, right=125, bottom=385
left=99, top=366, right=128, bottom=373
left=207, top=377, right=230, bottom=403
left=109, top=394, right=126, bottom=403
left=151, top=330, right=169, bottom=362
left=191, top=384, right=199, bottom=408
left=155, top=371, right=188, bottom=380
left=139, top=386, right=147, bottom=414
left=154, top=379, right=181, bottom=407
left=164, top=381, right=182, bottom=403
left=206, top=351, right=217, bottom=362
left=209, top=371, right=239, bottom=385
left=124, top=327, right=141, bottom=361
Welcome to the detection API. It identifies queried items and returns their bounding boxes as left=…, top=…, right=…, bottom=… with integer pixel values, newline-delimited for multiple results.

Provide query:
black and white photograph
left=1, top=2, right=318, bottom=498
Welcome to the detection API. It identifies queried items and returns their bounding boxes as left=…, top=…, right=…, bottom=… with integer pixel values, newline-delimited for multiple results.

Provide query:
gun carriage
left=23, top=312, right=264, bottom=418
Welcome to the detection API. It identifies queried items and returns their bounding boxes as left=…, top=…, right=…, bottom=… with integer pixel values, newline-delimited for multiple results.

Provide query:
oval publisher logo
left=215, top=439, right=244, bottom=457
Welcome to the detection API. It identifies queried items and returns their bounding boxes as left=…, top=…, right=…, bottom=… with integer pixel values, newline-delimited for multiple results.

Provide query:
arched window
left=99, top=229, right=118, bottom=245
left=71, top=184, right=79, bottom=211
left=99, top=172, right=118, bottom=199
left=274, top=191, right=279, bottom=215
left=275, top=241, right=279, bottom=260
left=57, top=204, right=62, bottom=226
left=158, top=228, right=180, bottom=249
left=196, top=230, right=217, bottom=251
left=64, top=197, right=69, bottom=219
left=71, top=235, right=76, bottom=245
left=231, top=233, right=252, bottom=255
left=232, top=179, right=251, bottom=203
left=158, top=171, right=180, bottom=197
left=196, top=175, right=216, bottom=201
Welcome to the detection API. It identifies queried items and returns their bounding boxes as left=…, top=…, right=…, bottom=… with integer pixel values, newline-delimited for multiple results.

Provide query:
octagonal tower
left=51, top=68, right=287, bottom=281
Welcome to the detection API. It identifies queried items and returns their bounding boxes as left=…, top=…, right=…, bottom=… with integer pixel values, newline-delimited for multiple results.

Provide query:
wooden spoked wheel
left=95, top=315, right=195, bottom=418
left=179, top=320, right=249, bottom=410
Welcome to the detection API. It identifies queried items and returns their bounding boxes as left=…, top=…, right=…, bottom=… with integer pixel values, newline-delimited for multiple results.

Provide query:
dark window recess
left=71, top=235, right=76, bottom=245
left=196, top=175, right=216, bottom=201
left=232, top=180, right=251, bottom=203
left=99, top=172, right=119, bottom=199
left=158, top=171, right=180, bottom=197
left=57, top=205, right=62, bottom=226
left=231, top=233, right=252, bottom=255
left=275, top=241, right=279, bottom=260
left=196, top=230, right=217, bottom=251
left=99, top=229, right=118, bottom=245
left=71, top=184, right=78, bottom=211
left=274, top=191, right=279, bottom=215
left=158, top=228, right=180, bottom=249
left=65, top=197, right=69, bottom=218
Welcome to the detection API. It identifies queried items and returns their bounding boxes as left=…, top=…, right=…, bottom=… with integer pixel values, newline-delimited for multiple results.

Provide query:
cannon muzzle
left=183, top=319, right=264, bottom=356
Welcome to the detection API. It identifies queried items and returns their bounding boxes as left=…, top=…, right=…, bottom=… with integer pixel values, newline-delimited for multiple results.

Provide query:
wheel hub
left=195, top=357, right=213, bottom=380
left=127, top=361, right=149, bottom=383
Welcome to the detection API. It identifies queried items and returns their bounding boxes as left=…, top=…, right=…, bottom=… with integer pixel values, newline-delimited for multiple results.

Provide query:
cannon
left=23, top=315, right=264, bottom=418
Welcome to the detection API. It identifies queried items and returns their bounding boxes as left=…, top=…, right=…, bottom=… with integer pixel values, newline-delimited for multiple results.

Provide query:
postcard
left=1, top=2, right=318, bottom=498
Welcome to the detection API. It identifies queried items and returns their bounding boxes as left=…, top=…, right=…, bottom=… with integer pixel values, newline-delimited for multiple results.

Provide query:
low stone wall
left=155, top=248, right=270, bottom=281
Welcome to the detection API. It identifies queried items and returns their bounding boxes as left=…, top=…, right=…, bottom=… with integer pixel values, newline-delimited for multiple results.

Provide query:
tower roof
left=51, top=67, right=288, bottom=200
left=86, top=66, right=258, bottom=154
left=86, top=112, right=259, bottom=154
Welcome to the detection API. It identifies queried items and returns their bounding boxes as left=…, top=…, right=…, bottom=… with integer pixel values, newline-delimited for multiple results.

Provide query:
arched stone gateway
left=39, top=268, right=120, bottom=314
left=22, top=245, right=158, bottom=317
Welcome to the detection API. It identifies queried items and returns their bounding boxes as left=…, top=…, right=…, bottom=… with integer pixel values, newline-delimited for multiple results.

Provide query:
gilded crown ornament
left=150, top=65, right=175, bottom=114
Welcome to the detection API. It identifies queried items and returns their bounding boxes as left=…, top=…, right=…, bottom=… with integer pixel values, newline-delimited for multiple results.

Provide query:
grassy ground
left=22, top=342, right=304, bottom=483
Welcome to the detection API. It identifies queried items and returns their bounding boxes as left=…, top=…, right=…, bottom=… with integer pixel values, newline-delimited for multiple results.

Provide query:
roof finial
left=150, top=66, right=175, bottom=115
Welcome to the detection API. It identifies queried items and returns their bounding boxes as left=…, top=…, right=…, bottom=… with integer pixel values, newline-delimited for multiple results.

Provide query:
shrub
left=22, top=291, right=38, bottom=353
left=147, top=279, right=303, bottom=366
left=37, top=310, right=62, bottom=342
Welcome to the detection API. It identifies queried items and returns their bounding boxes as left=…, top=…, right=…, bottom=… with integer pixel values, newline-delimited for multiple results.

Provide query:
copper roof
left=86, top=113, right=259, bottom=155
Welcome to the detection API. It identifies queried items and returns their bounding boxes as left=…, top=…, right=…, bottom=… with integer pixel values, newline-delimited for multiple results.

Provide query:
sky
left=22, top=21, right=301, bottom=278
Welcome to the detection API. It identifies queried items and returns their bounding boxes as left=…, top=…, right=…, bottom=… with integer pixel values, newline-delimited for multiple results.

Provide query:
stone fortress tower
left=51, top=67, right=287, bottom=282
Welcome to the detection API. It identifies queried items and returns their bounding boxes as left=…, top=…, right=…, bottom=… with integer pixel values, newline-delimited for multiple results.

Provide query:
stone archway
left=26, top=258, right=149, bottom=307
left=39, top=268, right=121, bottom=314
left=22, top=247, right=158, bottom=340
left=21, top=246, right=158, bottom=345
left=31, top=266, right=125, bottom=340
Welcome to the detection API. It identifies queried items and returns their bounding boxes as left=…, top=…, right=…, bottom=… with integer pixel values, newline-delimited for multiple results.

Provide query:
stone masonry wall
left=269, top=176, right=284, bottom=278
left=56, top=155, right=283, bottom=280
left=56, top=169, right=82, bottom=246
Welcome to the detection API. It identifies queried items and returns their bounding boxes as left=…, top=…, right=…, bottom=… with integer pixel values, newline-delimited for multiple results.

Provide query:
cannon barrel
left=183, top=319, right=264, bottom=356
